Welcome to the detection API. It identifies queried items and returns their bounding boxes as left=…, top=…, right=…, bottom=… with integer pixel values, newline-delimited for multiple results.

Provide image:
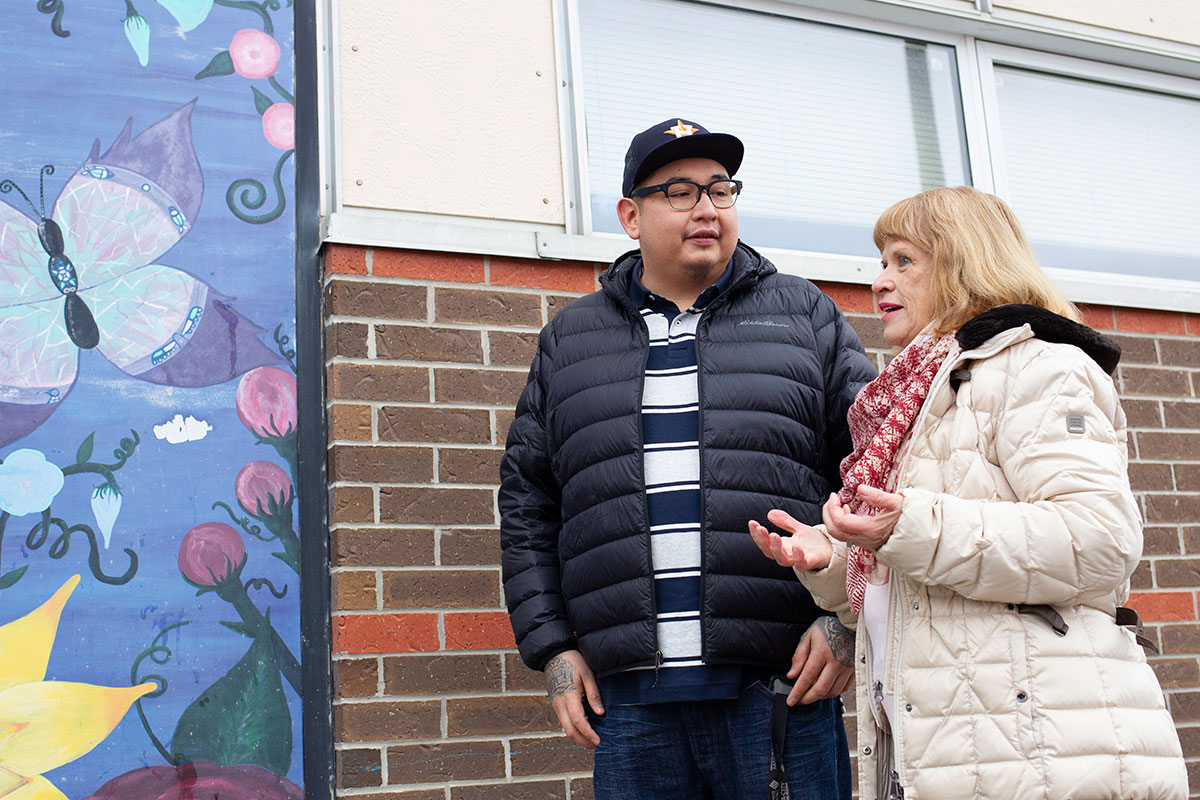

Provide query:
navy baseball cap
left=622, top=118, right=744, bottom=197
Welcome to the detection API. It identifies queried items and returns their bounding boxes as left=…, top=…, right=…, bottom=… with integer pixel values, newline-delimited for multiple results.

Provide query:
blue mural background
left=0, top=0, right=301, bottom=795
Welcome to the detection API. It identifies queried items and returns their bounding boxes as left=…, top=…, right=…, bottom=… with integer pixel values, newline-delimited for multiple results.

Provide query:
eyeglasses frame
left=630, top=178, right=744, bottom=210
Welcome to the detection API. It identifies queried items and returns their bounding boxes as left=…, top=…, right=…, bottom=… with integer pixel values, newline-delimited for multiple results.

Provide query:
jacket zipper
left=695, top=310, right=708, bottom=664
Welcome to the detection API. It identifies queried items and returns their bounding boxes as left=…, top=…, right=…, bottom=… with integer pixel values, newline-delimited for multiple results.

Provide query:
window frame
left=549, top=0, right=1200, bottom=311
left=316, top=0, right=1200, bottom=312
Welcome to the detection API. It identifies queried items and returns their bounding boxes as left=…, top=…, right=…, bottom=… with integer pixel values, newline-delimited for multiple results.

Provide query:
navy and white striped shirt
left=599, top=259, right=743, bottom=706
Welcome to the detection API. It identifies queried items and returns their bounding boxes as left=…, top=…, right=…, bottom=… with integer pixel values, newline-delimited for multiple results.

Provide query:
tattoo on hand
left=817, top=616, right=855, bottom=668
left=546, top=655, right=576, bottom=698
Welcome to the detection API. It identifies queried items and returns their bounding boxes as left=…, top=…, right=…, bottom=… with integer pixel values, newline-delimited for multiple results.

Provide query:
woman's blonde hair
left=872, top=186, right=1079, bottom=334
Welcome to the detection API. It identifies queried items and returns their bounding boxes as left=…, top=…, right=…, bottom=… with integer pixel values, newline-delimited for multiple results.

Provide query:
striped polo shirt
left=599, top=259, right=743, bottom=706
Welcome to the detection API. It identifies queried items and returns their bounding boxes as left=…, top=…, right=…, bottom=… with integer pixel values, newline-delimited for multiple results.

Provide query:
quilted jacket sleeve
left=499, top=325, right=575, bottom=671
left=793, top=529, right=858, bottom=630
left=878, top=342, right=1142, bottom=606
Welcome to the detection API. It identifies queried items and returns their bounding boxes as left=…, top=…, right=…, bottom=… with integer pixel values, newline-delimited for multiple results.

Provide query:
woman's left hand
left=824, top=484, right=903, bottom=550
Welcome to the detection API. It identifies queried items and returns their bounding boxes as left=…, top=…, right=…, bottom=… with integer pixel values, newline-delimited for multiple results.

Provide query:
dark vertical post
left=293, top=0, right=333, bottom=796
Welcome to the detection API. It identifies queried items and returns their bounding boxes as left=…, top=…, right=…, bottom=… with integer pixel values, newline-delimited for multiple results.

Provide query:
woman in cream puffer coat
left=750, top=187, right=1186, bottom=800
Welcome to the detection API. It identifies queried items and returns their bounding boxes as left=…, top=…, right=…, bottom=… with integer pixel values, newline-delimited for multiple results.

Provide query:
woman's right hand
left=748, top=509, right=834, bottom=571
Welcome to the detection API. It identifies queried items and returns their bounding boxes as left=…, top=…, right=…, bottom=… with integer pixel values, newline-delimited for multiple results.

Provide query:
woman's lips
left=878, top=303, right=902, bottom=320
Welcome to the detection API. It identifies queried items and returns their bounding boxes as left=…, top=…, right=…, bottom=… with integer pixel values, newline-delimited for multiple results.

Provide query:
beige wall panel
left=995, top=0, right=1200, bottom=47
left=338, top=1, right=565, bottom=224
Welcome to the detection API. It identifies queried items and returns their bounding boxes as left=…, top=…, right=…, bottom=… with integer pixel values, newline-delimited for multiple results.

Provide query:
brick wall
left=324, top=242, right=1200, bottom=797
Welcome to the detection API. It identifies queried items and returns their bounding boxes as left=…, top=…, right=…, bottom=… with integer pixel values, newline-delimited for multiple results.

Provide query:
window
left=979, top=46, right=1200, bottom=282
left=570, top=0, right=1200, bottom=297
left=578, top=0, right=970, bottom=258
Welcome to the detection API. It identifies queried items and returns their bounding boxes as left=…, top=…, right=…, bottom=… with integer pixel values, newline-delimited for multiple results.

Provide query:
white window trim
left=320, top=0, right=1200, bottom=312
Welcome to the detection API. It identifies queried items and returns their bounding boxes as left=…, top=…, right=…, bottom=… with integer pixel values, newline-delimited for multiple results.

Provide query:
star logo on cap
left=665, top=120, right=698, bottom=138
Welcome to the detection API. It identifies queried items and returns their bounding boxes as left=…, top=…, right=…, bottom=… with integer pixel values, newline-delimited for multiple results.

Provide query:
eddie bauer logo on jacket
left=739, top=320, right=790, bottom=328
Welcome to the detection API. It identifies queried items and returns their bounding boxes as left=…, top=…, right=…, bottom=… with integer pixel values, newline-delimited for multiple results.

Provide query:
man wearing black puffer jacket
left=500, top=119, right=876, bottom=800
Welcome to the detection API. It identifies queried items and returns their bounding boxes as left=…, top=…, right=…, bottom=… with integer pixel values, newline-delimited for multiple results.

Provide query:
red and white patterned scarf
left=840, top=330, right=955, bottom=613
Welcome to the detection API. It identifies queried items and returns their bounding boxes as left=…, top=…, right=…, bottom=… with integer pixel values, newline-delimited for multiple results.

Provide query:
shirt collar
left=629, top=258, right=734, bottom=312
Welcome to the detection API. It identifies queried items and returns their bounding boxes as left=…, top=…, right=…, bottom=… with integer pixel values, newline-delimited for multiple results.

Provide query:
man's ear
left=617, top=197, right=641, bottom=240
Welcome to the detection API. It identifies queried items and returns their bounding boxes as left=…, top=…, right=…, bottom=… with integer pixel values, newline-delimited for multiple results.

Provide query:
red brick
left=510, top=735, right=595, bottom=776
left=327, top=321, right=370, bottom=359
left=333, top=528, right=435, bottom=567
left=490, top=256, right=597, bottom=293
left=374, top=248, right=485, bottom=282
left=1163, top=401, right=1200, bottom=429
left=1115, top=307, right=1188, bottom=336
left=376, top=325, right=484, bottom=363
left=334, top=657, right=380, bottom=698
left=325, top=279, right=426, bottom=320
left=1079, top=304, right=1114, bottom=330
left=1158, top=338, right=1200, bottom=368
left=329, top=445, right=433, bottom=483
left=1122, top=399, right=1162, bottom=429
left=441, top=528, right=501, bottom=566
left=330, top=485, right=375, bottom=525
left=1127, top=591, right=1196, bottom=622
left=445, top=611, right=517, bottom=650
left=329, top=404, right=373, bottom=441
left=1137, top=432, right=1200, bottom=461
left=326, top=243, right=368, bottom=275
left=1130, top=560, right=1152, bottom=590
left=338, top=747, right=383, bottom=789
left=813, top=281, right=875, bottom=314
left=387, top=741, right=506, bottom=784
left=439, top=447, right=503, bottom=484
left=379, top=487, right=495, bottom=525
left=335, top=700, right=440, bottom=742
left=505, top=653, right=545, bottom=691
left=496, top=409, right=515, bottom=444
left=435, top=368, right=529, bottom=406
left=1120, top=367, right=1190, bottom=397
left=489, top=331, right=540, bottom=367
left=446, top=694, right=556, bottom=737
left=381, top=568, right=500, bottom=609
left=334, top=570, right=379, bottom=611
left=436, top=288, right=542, bottom=327
left=1150, top=657, right=1200, bottom=688
left=329, top=364, right=430, bottom=403
left=1187, top=313, right=1200, bottom=337
left=451, top=782, right=565, bottom=800
left=379, top=407, right=491, bottom=444
left=1143, top=527, right=1182, bottom=556
left=1128, top=462, right=1173, bottom=492
left=385, top=653, right=503, bottom=695
left=1145, top=495, right=1200, bottom=525
left=333, top=613, right=439, bottom=654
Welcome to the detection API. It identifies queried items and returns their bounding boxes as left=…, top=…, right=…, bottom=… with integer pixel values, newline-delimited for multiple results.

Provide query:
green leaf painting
left=170, top=627, right=292, bottom=774
left=75, top=432, right=94, bottom=464
left=251, top=86, right=273, bottom=115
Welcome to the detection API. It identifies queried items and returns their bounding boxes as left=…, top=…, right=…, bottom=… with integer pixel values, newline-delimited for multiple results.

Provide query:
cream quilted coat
left=798, top=308, right=1187, bottom=800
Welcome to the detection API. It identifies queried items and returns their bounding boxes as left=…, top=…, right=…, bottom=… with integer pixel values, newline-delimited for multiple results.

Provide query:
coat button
left=863, top=746, right=872, bottom=755
left=1007, top=604, right=1015, bottom=610
left=1017, top=691, right=1028, bottom=702
left=912, top=603, right=920, bottom=610
left=860, top=655, right=866, bottom=664
left=905, top=704, right=913, bottom=712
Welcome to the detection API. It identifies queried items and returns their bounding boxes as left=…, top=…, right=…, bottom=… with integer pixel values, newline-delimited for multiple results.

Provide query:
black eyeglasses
left=631, top=178, right=743, bottom=210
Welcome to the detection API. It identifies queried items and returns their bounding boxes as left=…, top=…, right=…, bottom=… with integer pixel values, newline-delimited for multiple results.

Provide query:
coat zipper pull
left=652, top=650, right=664, bottom=688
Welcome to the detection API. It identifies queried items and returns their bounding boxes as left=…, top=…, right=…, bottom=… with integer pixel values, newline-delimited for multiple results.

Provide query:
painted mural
left=0, top=0, right=303, bottom=796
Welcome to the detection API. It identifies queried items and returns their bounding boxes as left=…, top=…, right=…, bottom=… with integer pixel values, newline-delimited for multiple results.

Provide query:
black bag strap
left=768, top=676, right=792, bottom=800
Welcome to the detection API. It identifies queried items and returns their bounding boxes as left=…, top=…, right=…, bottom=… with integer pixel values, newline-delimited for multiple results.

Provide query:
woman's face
left=873, top=238, right=937, bottom=348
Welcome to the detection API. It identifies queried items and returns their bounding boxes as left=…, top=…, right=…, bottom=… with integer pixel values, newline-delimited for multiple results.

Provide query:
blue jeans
left=588, top=681, right=851, bottom=800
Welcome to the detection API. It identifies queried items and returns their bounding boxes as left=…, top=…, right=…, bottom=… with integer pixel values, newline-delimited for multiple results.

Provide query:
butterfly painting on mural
left=0, top=100, right=281, bottom=449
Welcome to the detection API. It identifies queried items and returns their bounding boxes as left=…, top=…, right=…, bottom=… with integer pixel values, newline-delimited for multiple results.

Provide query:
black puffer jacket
left=500, top=242, right=876, bottom=676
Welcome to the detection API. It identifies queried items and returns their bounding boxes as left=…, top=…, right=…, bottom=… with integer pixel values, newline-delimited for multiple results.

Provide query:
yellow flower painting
left=0, top=575, right=154, bottom=800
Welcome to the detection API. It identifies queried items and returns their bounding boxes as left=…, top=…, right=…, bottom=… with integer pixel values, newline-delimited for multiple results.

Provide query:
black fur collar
left=955, top=304, right=1121, bottom=375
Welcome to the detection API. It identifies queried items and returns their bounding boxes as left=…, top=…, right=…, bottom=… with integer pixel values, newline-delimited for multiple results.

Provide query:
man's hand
left=748, top=509, right=833, bottom=571
left=786, top=616, right=855, bottom=706
left=545, top=650, right=604, bottom=748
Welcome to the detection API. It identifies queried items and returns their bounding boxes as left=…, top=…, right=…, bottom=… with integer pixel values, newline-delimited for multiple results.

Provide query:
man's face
left=617, top=157, right=739, bottom=282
